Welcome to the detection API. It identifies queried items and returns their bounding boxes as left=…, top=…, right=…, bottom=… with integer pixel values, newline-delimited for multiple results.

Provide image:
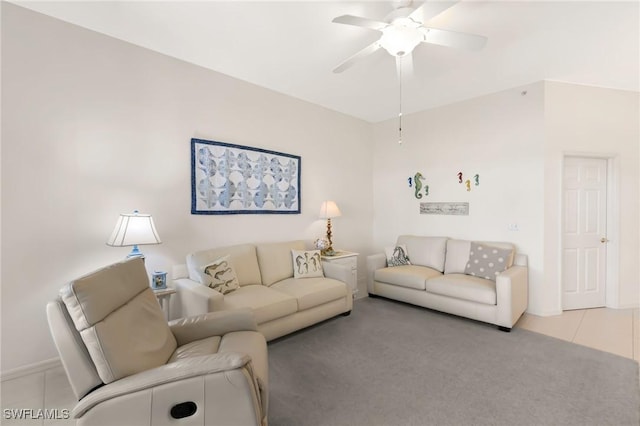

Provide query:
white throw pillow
left=384, top=244, right=411, bottom=267
left=291, top=249, right=324, bottom=278
left=202, top=255, right=240, bottom=294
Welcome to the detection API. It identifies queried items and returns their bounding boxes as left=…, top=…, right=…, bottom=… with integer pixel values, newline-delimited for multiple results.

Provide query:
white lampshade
left=319, top=201, right=342, bottom=219
left=107, top=211, right=161, bottom=257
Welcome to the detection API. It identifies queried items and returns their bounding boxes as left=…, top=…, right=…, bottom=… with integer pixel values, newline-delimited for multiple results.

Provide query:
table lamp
left=106, top=210, right=161, bottom=258
left=319, top=201, right=341, bottom=256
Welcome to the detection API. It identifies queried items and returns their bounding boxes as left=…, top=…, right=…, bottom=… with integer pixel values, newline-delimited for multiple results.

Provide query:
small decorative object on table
left=314, top=237, right=334, bottom=256
left=151, top=271, right=167, bottom=290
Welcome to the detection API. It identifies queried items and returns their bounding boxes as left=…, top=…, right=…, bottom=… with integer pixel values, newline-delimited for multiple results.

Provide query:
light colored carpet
left=267, top=297, right=640, bottom=426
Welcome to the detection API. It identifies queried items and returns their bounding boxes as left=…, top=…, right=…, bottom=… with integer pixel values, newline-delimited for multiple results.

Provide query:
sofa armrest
left=322, top=262, right=351, bottom=284
left=73, top=352, right=253, bottom=418
left=169, top=309, right=257, bottom=346
left=366, top=253, right=387, bottom=294
left=495, top=265, right=529, bottom=328
left=173, top=278, right=225, bottom=318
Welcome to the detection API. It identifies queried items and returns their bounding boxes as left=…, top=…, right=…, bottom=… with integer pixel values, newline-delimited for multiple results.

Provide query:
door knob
left=600, top=237, right=609, bottom=243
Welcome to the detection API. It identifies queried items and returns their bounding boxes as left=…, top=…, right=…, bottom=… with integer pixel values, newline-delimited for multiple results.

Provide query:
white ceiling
left=12, top=0, right=640, bottom=122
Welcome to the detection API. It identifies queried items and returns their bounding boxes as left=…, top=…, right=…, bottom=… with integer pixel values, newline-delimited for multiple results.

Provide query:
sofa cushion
left=60, top=258, right=177, bottom=384
left=374, top=265, right=442, bottom=290
left=271, top=277, right=347, bottom=311
left=291, top=250, right=324, bottom=278
left=464, top=242, right=514, bottom=281
left=257, top=241, right=305, bottom=286
left=203, top=255, right=240, bottom=295
left=187, top=244, right=262, bottom=287
left=444, top=239, right=471, bottom=274
left=384, top=244, right=411, bottom=267
left=425, top=273, right=497, bottom=305
left=223, top=285, right=298, bottom=324
left=397, top=235, right=448, bottom=272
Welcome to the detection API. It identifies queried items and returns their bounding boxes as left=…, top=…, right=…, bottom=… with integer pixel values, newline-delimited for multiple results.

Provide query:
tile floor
left=1, top=307, right=638, bottom=425
left=515, top=307, right=640, bottom=362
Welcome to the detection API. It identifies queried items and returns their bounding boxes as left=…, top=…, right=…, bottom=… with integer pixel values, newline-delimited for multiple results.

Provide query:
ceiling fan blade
left=420, top=27, right=487, bottom=50
left=332, top=15, right=388, bottom=31
left=409, top=1, right=459, bottom=24
left=396, top=54, right=414, bottom=79
left=333, top=41, right=382, bottom=73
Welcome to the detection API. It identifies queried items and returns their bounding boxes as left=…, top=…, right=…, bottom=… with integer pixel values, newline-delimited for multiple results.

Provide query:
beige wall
left=1, top=4, right=373, bottom=373
left=544, top=81, right=640, bottom=313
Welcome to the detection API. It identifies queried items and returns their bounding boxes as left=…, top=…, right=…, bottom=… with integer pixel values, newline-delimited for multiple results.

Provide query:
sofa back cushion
left=444, top=239, right=472, bottom=274
left=187, top=243, right=262, bottom=287
left=60, top=258, right=177, bottom=384
left=256, top=240, right=305, bottom=286
left=396, top=235, right=448, bottom=272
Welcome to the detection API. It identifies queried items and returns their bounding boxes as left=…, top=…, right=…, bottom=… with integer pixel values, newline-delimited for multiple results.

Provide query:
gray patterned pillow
left=203, top=255, right=239, bottom=294
left=464, top=242, right=513, bottom=281
left=384, top=244, right=411, bottom=267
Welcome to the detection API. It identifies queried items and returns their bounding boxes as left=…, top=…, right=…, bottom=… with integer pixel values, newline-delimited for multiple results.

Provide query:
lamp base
left=321, top=248, right=337, bottom=257
left=126, top=245, right=145, bottom=259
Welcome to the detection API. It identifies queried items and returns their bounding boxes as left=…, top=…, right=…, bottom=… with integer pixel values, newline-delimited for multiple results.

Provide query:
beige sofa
left=367, top=235, right=528, bottom=331
left=173, top=240, right=353, bottom=341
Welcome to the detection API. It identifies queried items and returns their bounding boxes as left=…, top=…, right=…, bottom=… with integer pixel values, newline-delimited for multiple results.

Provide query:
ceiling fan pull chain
left=398, top=58, right=403, bottom=145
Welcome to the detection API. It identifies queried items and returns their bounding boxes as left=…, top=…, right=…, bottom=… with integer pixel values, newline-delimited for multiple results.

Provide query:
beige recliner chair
left=46, top=257, right=268, bottom=426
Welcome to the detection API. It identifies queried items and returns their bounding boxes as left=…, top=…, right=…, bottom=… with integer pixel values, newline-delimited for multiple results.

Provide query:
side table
left=153, top=287, right=176, bottom=320
left=321, top=251, right=359, bottom=297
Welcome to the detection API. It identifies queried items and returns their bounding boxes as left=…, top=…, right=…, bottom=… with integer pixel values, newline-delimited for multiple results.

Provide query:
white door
left=562, top=156, right=608, bottom=310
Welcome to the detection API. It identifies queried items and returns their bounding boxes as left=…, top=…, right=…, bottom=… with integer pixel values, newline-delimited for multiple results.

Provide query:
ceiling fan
left=332, top=0, right=487, bottom=74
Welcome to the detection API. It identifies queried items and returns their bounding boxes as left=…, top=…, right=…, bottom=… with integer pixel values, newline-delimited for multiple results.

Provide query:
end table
left=321, top=250, right=359, bottom=297
left=153, top=287, right=176, bottom=320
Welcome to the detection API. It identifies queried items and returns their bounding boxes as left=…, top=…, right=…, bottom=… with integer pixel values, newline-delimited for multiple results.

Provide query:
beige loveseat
left=367, top=236, right=528, bottom=331
left=173, top=240, right=353, bottom=341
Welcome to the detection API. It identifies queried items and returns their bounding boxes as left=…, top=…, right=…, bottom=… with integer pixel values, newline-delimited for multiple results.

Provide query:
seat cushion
left=374, top=265, right=442, bottom=290
left=223, top=285, right=298, bottom=324
left=256, top=240, right=305, bottom=286
left=397, top=235, right=448, bottom=272
left=425, top=273, right=496, bottom=305
left=169, top=336, right=222, bottom=362
left=271, top=277, right=347, bottom=311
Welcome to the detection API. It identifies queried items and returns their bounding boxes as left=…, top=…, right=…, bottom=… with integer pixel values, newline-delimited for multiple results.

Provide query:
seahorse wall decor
left=457, top=172, right=480, bottom=192
left=411, top=172, right=430, bottom=199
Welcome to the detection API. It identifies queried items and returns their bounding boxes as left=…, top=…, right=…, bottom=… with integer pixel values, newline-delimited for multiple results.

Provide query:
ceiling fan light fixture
left=379, top=19, right=424, bottom=57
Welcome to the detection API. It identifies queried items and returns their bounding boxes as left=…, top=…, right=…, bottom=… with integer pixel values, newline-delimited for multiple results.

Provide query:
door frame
left=559, top=152, right=620, bottom=309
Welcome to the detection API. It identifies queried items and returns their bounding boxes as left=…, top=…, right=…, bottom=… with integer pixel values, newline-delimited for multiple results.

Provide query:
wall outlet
left=508, top=223, right=519, bottom=231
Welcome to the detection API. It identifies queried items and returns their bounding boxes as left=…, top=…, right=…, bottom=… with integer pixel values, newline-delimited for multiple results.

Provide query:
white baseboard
left=0, top=357, right=62, bottom=382
left=612, top=302, right=640, bottom=309
left=526, top=308, right=563, bottom=317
